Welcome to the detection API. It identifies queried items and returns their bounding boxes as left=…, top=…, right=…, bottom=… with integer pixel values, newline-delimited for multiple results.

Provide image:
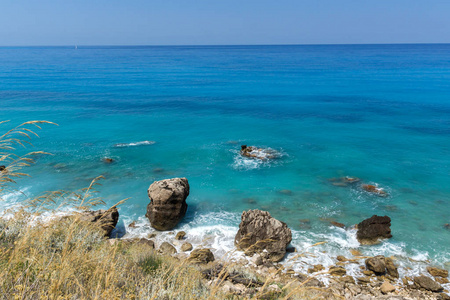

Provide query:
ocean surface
left=1, top=44, right=449, bottom=277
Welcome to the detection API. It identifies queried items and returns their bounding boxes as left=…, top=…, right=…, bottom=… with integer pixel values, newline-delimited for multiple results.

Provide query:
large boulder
left=235, top=209, right=292, bottom=262
left=414, top=275, right=443, bottom=292
left=145, top=178, right=189, bottom=231
left=356, top=215, right=392, bottom=245
left=79, top=207, right=119, bottom=237
left=365, top=255, right=387, bottom=275
left=187, top=248, right=215, bottom=264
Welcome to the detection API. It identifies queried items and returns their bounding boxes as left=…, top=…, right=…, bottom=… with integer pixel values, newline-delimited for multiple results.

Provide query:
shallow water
left=0, top=45, right=449, bottom=274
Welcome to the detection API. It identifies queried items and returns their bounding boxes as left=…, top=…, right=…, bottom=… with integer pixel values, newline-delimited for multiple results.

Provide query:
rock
left=123, top=238, right=155, bottom=250
left=413, top=275, right=443, bottom=292
left=365, top=256, right=386, bottom=275
left=351, top=249, right=363, bottom=256
left=297, top=274, right=324, bottom=287
left=380, top=281, right=396, bottom=294
left=128, top=221, right=137, bottom=228
left=385, top=257, right=399, bottom=278
left=329, top=176, right=361, bottom=187
left=363, top=270, right=374, bottom=276
left=240, top=145, right=277, bottom=160
left=175, top=231, right=186, bottom=240
left=0, top=165, right=5, bottom=171
left=251, top=254, right=264, bottom=266
left=279, top=189, right=293, bottom=196
left=339, top=276, right=355, bottom=284
left=331, top=221, right=346, bottom=228
left=337, top=255, right=347, bottom=262
left=438, top=293, right=450, bottom=300
left=427, top=266, right=449, bottom=278
left=181, top=242, right=193, bottom=252
left=145, top=178, right=189, bottom=231
left=147, top=233, right=157, bottom=239
left=329, top=266, right=347, bottom=276
left=187, top=248, right=214, bottom=264
left=361, top=184, right=388, bottom=197
left=103, top=157, right=114, bottom=163
left=357, top=277, right=371, bottom=284
left=79, top=207, right=119, bottom=237
left=286, top=245, right=296, bottom=253
left=444, top=223, right=450, bottom=230
left=357, top=215, right=392, bottom=245
left=308, top=264, right=325, bottom=273
left=235, top=209, right=292, bottom=262
left=159, top=242, right=177, bottom=255
left=435, top=277, right=449, bottom=284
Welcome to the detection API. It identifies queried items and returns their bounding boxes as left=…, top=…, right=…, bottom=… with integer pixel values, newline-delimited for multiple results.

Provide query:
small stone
left=331, top=221, right=346, bottom=228
left=175, top=231, right=186, bottom=240
left=329, top=266, right=346, bottom=276
left=308, top=264, right=325, bottom=273
left=351, top=249, right=363, bottom=256
left=339, top=276, right=355, bottom=284
left=365, top=256, right=386, bottom=275
left=427, top=266, right=449, bottom=278
left=380, top=281, right=395, bottom=294
left=337, top=255, right=347, bottom=262
left=444, top=223, right=450, bottom=230
left=128, top=221, right=137, bottom=228
left=436, top=277, right=450, bottom=284
left=159, top=242, right=177, bottom=255
left=286, top=246, right=296, bottom=253
left=187, top=248, right=214, bottom=264
left=363, top=270, right=374, bottom=276
left=147, top=233, right=157, bottom=239
left=181, top=242, right=193, bottom=252
left=103, top=157, right=114, bottom=163
left=357, top=277, right=371, bottom=284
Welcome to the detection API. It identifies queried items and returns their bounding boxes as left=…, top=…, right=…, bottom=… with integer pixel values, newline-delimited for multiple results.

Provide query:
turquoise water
left=1, top=45, right=449, bottom=271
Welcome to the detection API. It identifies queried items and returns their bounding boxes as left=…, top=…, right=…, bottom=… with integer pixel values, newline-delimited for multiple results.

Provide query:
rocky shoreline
left=83, top=177, right=449, bottom=299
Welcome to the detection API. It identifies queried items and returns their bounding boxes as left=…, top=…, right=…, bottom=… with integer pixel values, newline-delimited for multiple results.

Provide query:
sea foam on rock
left=235, top=209, right=292, bottom=262
left=145, top=178, right=189, bottom=231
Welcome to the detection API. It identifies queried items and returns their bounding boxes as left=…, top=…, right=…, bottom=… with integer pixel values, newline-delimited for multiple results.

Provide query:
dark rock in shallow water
left=357, top=215, right=392, bottom=245
left=175, top=231, right=186, bottom=240
left=329, top=176, right=360, bottom=187
left=0, top=165, right=5, bottom=171
left=235, top=209, right=292, bottom=262
left=240, top=145, right=277, bottom=160
left=145, top=178, right=189, bottom=231
left=103, top=157, right=114, bottom=164
left=414, top=275, right=443, bottom=292
left=79, top=207, right=119, bottom=237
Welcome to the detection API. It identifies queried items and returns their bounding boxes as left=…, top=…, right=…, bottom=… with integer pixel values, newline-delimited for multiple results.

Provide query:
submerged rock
left=235, top=209, right=292, bottom=262
left=361, top=184, right=388, bottom=197
left=79, top=207, right=119, bottom=237
left=240, top=145, right=278, bottom=160
left=329, top=176, right=360, bottom=187
left=357, top=215, right=392, bottom=245
left=103, top=157, right=114, bottom=163
left=145, top=178, right=189, bottom=231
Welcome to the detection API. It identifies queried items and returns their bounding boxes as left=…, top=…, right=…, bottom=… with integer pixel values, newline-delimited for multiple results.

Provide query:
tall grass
left=0, top=121, right=337, bottom=299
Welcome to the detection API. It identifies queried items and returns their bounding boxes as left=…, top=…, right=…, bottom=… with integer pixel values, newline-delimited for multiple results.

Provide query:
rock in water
left=235, top=209, right=292, bottom=262
left=356, top=215, right=392, bottom=245
left=365, top=256, right=387, bottom=274
left=145, top=178, right=189, bottom=231
left=427, top=266, right=449, bottom=278
left=79, top=207, right=119, bottom=237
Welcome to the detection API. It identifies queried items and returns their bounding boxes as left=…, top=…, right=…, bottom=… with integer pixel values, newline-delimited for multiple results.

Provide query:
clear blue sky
left=1, top=0, right=449, bottom=46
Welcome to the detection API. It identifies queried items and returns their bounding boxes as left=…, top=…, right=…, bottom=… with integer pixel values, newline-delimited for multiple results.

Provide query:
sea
left=0, top=44, right=449, bottom=280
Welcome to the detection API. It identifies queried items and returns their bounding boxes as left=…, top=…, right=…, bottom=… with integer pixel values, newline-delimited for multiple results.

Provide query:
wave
left=113, top=141, right=156, bottom=148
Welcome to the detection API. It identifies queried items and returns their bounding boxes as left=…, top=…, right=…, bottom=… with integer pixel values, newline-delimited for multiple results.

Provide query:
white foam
left=231, top=148, right=287, bottom=170
left=114, top=141, right=155, bottom=148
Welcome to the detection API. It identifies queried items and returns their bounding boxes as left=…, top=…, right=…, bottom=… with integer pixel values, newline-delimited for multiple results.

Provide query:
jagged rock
left=337, top=255, right=347, bottom=262
left=103, top=157, right=114, bottom=163
left=175, top=231, right=186, bottom=240
left=357, top=215, right=392, bottom=245
left=329, top=266, right=347, bottom=276
left=331, top=221, right=346, bottom=228
left=181, top=242, right=193, bottom=252
left=128, top=221, right=137, bottom=228
left=385, top=257, right=399, bottom=278
left=413, top=275, right=443, bottom=292
left=338, top=276, right=355, bottom=283
left=145, top=178, right=189, bottom=231
left=308, top=264, right=325, bottom=273
left=427, top=266, right=449, bottom=278
left=78, top=207, right=119, bottom=237
left=365, top=256, right=386, bottom=274
left=380, top=281, right=395, bottom=294
left=235, top=209, right=292, bottom=262
left=187, top=248, right=214, bottom=264
left=351, top=249, right=363, bottom=256
left=361, top=184, right=388, bottom=197
left=0, top=165, right=5, bottom=171
left=159, top=242, right=177, bottom=255
left=240, top=145, right=277, bottom=160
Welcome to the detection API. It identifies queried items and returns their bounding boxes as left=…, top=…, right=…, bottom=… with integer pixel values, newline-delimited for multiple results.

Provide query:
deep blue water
left=0, top=45, right=449, bottom=271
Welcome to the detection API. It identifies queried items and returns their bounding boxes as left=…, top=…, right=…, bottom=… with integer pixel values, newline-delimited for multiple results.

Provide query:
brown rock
left=78, top=207, right=119, bottom=237
left=329, top=266, right=347, bottom=276
left=337, top=255, right=347, bottom=262
left=350, top=249, right=363, bottom=256
left=436, top=277, right=449, bottom=284
left=128, top=221, right=137, bottom=228
left=361, top=184, right=388, bottom=197
left=414, top=275, right=443, bottom=292
left=0, top=165, right=6, bottom=171
left=235, top=209, right=292, bottom=262
left=181, top=242, right=193, bottom=252
left=357, top=277, right=371, bottom=284
left=357, top=215, right=392, bottom=245
left=103, top=157, right=114, bottom=163
left=330, top=221, right=346, bottom=228
left=308, top=264, right=325, bottom=273
left=240, top=145, right=277, bottom=160
left=145, top=178, right=189, bottom=231
left=385, top=257, right=399, bottom=278
left=365, top=256, right=386, bottom=275
left=187, top=248, right=214, bottom=264
left=363, top=270, right=374, bottom=276
left=159, top=242, right=177, bottom=255
left=427, top=266, right=449, bottom=278
left=175, top=231, right=186, bottom=240
left=380, top=281, right=395, bottom=294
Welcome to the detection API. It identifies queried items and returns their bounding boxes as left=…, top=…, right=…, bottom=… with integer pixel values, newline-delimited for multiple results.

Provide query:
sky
left=1, top=0, right=450, bottom=46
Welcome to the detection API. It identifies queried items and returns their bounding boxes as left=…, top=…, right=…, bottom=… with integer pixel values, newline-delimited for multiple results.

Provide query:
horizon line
left=1, top=42, right=450, bottom=48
